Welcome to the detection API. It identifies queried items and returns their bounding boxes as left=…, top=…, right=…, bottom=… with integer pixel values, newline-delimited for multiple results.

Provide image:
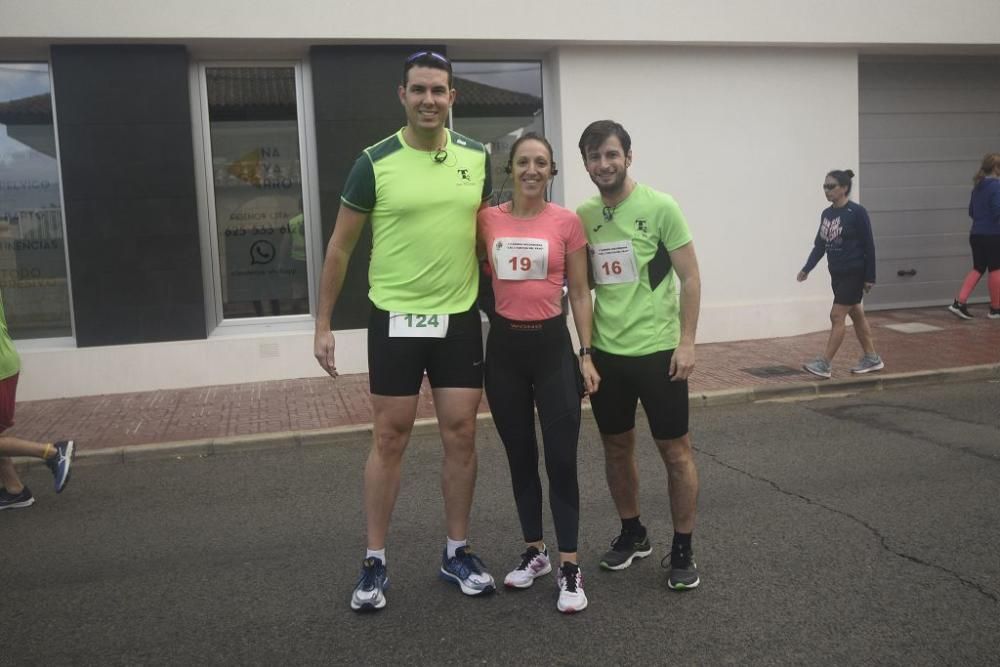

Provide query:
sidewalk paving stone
left=7, top=306, right=999, bottom=455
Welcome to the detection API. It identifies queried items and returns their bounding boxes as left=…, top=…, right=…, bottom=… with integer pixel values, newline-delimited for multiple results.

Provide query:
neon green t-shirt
left=0, top=291, right=21, bottom=381
left=341, top=128, right=491, bottom=314
left=577, top=184, right=692, bottom=356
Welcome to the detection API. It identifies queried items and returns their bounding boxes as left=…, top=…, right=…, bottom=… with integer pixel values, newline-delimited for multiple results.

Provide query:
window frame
left=192, top=59, right=321, bottom=335
left=449, top=58, right=550, bottom=203
left=0, top=58, right=76, bottom=347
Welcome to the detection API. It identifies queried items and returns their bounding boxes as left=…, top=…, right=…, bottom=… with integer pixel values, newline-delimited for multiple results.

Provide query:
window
left=452, top=62, right=544, bottom=204
left=200, top=65, right=312, bottom=320
left=0, top=63, right=72, bottom=339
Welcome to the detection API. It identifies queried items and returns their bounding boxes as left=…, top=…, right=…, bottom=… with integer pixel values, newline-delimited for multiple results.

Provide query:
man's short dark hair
left=578, top=120, right=632, bottom=160
left=402, top=50, right=453, bottom=88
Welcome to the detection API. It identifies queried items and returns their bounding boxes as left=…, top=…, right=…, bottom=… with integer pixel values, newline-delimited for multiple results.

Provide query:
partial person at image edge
left=0, top=290, right=76, bottom=510
left=947, top=152, right=1000, bottom=321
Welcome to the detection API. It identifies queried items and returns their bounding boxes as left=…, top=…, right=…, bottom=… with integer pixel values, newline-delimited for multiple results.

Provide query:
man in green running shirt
left=0, top=291, right=75, bottom=510
left=314, top=51, right=495, bottom=612
left=576, top=120, right=703, bottom=591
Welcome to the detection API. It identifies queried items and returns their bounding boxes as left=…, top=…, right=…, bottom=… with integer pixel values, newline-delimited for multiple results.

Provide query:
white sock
left=446, top=537, right=467, bottom=559
left=366, top=548, right=386, bottom=565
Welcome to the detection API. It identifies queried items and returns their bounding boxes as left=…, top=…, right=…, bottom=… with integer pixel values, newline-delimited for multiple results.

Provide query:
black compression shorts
left=367, top=303, right=483, bottom=396
left=588, top=348, right=689, bottom=441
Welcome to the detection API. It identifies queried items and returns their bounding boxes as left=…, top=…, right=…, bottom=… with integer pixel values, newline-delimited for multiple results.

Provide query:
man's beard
left=595, top=170, right=627, bottom=197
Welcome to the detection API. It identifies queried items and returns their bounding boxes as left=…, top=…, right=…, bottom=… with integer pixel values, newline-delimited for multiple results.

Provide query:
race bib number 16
left=590, top=240, right=639, bottom=285
left=389, top=312, right=449, bottom=338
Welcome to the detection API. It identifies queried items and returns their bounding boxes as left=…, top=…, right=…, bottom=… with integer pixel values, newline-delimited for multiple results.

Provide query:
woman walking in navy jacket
left=797, top=169, right=884, bottom=379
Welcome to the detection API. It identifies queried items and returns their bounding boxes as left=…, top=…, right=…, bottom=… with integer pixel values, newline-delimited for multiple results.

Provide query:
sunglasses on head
left=405, top=50, right=451, bottom=66
left=823, top=183, right=839, bottom=191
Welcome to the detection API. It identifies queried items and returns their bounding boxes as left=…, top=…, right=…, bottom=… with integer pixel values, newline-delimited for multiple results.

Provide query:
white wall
left=15, top=328, right=362, bottom=400
left=554, top=46, right=859, bottom=342
left=3, top=1, right=999, bottom=46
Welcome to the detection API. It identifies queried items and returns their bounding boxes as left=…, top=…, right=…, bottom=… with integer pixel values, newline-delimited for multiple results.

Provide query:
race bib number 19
left=493, top=237, right=549, bottom=281
left=389, top=312, right=449, bottom=338
left=590, top=240, right=639, bottom=285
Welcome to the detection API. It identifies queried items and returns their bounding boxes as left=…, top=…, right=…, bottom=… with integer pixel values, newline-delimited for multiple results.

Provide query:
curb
left=14, top=363, right=999, bottom=470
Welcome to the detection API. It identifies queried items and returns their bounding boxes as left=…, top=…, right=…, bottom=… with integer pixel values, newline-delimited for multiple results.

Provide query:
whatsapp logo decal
left=250, top=239, right=276, bottom=265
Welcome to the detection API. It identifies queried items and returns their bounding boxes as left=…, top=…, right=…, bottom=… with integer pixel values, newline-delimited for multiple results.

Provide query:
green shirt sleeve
left=341, top=153, right=376, bottom=212
left=659, top=195, right=693, bottom=251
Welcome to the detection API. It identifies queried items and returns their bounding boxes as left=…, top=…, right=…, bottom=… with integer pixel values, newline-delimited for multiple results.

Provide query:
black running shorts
left=830, top=270, right=865, bottom=306
left=588, top=348, right=689, bottom=440
left=970, top=234, right=1000, bottom=273
left=367, top=303, right=484, bottom=396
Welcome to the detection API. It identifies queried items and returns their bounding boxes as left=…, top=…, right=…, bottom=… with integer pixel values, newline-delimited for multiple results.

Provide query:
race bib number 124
left=388, top=312, right=449, bottom=338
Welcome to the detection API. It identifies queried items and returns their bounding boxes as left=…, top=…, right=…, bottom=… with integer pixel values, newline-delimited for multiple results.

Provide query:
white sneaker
left=557, top=563, right=588, bottom=614
left=504, top=546, right=551, bottom=589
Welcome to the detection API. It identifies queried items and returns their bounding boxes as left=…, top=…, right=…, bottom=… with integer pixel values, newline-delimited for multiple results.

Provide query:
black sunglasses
left=405, top=51, right=451, bottom=66
left=822, top=183, right=839, bottom=191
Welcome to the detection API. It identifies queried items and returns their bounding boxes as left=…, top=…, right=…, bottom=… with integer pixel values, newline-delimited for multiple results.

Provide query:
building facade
left=1, top=1, right=999, bottom=399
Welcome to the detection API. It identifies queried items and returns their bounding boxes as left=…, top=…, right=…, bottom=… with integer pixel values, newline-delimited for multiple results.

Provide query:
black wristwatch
left=578, top=347, right=593, bottom=357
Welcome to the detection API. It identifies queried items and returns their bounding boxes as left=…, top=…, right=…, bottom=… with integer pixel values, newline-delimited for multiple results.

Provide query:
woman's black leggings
left=484, top=315, right=582, bottom=553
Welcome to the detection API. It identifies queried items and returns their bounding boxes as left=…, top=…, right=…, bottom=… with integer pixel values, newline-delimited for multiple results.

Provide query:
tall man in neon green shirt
left=576, top=120, right=703, bottom=590
left=314, top=51, right=495, bottom=611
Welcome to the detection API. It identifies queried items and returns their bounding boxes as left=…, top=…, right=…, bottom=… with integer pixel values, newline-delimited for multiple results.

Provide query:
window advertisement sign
left=206, top=67, right=308, bottom=319
left=0, top=63, right=72, bottom=338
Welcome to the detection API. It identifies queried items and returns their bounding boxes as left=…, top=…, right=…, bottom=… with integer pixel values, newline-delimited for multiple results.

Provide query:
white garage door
left=859, top=57, right=1000, bottom=309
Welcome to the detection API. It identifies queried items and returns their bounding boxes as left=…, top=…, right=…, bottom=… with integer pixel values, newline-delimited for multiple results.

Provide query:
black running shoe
left=663, top=548, right=700, bottom=591
left=599, top=529, right=652, bottom=571
left=948, top=301, right=973, bottom=320
left=0, top=486, right=35, bottom=510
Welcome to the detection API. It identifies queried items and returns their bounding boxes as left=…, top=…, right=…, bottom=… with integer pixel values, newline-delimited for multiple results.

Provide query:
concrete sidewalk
left=9, top=305, right=1000, bottom=464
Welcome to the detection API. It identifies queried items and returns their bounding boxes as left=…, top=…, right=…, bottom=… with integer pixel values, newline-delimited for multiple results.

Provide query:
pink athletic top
left=477, top=202, right=587, bottom=321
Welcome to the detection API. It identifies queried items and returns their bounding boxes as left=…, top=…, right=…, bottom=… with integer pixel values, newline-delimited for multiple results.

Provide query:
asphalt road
left=3, top=379, right=999, bottom=666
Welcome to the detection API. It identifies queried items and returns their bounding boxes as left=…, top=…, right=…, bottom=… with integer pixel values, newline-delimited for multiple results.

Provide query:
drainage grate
left=741, top=365, right=803, bottom=378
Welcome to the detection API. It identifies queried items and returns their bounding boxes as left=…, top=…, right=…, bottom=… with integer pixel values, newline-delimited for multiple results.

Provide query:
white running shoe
left=504, top=546, right=552, bottom=589
left=556, top=563, right=588, bottom=614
